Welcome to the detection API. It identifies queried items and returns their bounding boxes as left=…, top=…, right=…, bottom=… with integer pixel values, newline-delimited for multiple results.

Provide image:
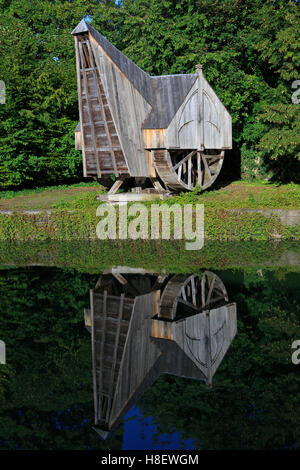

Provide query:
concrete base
left=96, top=191, right=170, bottom=204
left=229, top=209, right=300, bottom=226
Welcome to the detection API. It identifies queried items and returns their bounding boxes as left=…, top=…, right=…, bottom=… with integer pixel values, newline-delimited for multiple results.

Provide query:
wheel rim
left=158, top=271, right=228, bottom=320
left=153, top=149, right=224, bottom=191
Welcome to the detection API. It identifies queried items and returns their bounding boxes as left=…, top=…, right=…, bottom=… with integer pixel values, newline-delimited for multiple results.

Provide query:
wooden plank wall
left=173, top=303, right=237, bottom=380
left=75, top=35, right=130, bottom=177
left=90, top=35, right=152, bottom=177
left=202, top=77, right=232, bottom=149
left=166, top=78, right=232, bottom=150
left=92, top=290, right=135, bottom=428
left=110, top=293, right=162, bottom=427
left=166, top=81, right=199, bottom=149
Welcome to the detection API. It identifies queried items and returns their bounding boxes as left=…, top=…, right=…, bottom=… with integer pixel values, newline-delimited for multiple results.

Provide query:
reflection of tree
left=0, top=268, right=122, bottom=450
left=138, top=270, right=300, bottom=450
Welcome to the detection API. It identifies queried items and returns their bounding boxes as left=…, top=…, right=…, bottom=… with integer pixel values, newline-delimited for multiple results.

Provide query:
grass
left=168, top=182, right=300, bottom=210
left=0, top=181, right=100, bottom=199
left=0, top=180, right=300, bottom=242
left=1, top=181, right=299, bottom=211
left=0, top=182, right=102, bottom=210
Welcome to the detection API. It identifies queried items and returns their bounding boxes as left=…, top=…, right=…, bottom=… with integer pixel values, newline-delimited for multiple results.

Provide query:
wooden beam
left=78, top=40, right=102, bottom=178
left=191, top=276, right=197, bottom=306
left=177, top=164, right=182, bottom=181
left=188, top=155, right=192, bottom=188
left=206, top=275, right=216, bottom=306
left=201, top=152, right=212, bottom=182
left=196, top=64, right=204, bottom=151
left=75, top=36, right=87, bottom=177
left=197, top=151, right=201, bottom=186
left=108, top=177, right=126, bottom=195
left=90, top=289, right=98, bottom=425
left=107, top=293, right=124, bottom=422
left=86, top=38, right=119, bottom=177
left=177, top=297, right=201, bottom=312
left=173, top=150, right=196, bottom=171
left=98, top=289, right=108, bottom=420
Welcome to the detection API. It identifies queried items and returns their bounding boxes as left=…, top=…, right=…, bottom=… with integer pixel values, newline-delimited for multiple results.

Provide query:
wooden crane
left=72, top=19, right=232, bottom=193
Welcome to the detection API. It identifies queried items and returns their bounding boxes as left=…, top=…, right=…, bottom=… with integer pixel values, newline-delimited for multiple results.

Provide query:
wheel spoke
left=191, top=276, right=197, bottom=305
left=177, top=164, right=182, bottom=180
left=201, top=153, right=212, bottom=182
left=201, top=275, right=206, bottom=308
left=188, top=156, right=192, bottom=188
left=173, top=150, right=196, bottom=171
left=206, top=274, right=216, bottom=305
left=177, top=297, right=202, bottom=312
left=197, top=151, right=202, bottom=186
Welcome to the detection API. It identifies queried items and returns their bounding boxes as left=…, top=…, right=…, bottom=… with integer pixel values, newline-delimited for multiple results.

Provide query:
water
left=0, top=245, right=299, bottom=450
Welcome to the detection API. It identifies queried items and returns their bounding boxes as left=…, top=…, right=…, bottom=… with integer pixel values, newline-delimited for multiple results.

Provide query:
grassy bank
left=0, top=181, right=300, bottom=242
left=1, top=206, right=299, bottom=241
left=1, top=181, right=300, bottom=211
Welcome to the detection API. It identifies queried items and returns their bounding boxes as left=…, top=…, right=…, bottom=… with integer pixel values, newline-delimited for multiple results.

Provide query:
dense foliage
left=140, top=268, right=300, bottom=450
left=0, top=0, right=299, bottom=188
left=0, top=267, right=123, bottom=450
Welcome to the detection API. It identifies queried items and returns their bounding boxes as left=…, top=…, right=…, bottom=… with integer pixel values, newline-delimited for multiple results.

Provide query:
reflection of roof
left=72, top=19, right=197, bottom=129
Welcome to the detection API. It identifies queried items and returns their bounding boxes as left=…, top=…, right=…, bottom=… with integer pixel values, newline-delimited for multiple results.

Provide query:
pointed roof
left=71, top=20, right=197, bottom=128
left=71, top=18, right=90, bottom=35
left=92, top=426, right=110, bottom=440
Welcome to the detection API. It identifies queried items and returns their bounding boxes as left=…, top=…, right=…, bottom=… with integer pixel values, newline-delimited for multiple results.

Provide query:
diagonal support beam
left=173, top=150, right=196, bottom=171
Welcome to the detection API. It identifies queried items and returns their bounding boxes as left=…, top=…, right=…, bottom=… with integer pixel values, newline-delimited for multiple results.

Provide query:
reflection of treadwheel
left=158, top=271, right=228, bottom=320
left=152, top=149, right=224, bottom=191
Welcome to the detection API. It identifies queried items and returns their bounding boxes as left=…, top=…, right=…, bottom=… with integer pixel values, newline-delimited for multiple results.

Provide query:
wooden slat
left=201, top=275, right=206, bottom=309
left=75, top=36, right=87, bottom=176
left=173, top=150, right=196, bottom=171
left=206, top=275, right=216, bottom=306
left=90, top=289, right=98, bottom=424
left=78, top=40, right=102, bottom=178
left=191, top=276, right=197, bottom=306
left=97, top=289, right=108, bottom=419
left=197, top=151, right=201, bottom=186
left=188, top=155, right=192, bottom=188
left=86, top=39, right=119, bottom=176
left=107, top=293, right=124, bottom=422
left=177, top=297, right=201, bottom=312
left=201, top=152, right=212, bottom=182
left=108, top=178, right=125, bottom=195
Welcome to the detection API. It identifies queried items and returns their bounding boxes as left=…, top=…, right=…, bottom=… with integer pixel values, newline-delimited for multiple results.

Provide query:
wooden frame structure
left=72, top=19, right=232, bottom=193
left=84, top=269, right=237, bottom=439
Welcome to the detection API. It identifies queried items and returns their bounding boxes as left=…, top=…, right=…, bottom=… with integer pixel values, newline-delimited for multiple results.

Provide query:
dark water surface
left=0, top=255, right=299, bottom=450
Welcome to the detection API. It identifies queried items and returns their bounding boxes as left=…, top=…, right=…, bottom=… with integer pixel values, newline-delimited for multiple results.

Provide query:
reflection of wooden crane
left=72, top=20, right=232, bottom=194
left=84, top=269, right=237, bottom=439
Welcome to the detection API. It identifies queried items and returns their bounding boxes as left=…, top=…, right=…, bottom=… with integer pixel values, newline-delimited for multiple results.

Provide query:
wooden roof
left=72, top=19, right=197, bottom=129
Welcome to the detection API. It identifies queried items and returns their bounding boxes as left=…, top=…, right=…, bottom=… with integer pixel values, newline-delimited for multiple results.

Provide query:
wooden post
left=75, top=36, right=87, bottom=177
left=108, top=176, right=126, bottom=195
left=205, top=310, right=213, bottom=388
left=90, top=289, right=98, bottom=424
left=196, top=64, right=204, bottom=152
left=197, top=150, right=201, bottom=186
